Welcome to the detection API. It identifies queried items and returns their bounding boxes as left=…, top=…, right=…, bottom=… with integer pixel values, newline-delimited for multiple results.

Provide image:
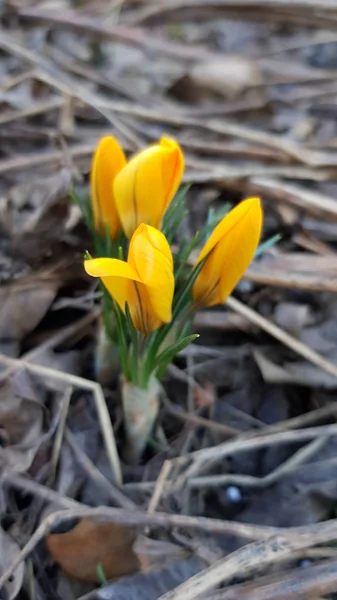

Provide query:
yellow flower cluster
left=85, top=136, right=263, bottom=333
left=91, top=136, right=184, bottom=240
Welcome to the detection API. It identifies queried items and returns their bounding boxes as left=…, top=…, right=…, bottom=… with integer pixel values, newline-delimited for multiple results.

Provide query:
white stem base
left=122, top=376, right=160, bottom=464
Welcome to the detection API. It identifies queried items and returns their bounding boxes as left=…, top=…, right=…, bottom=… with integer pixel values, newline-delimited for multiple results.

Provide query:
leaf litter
left=3, top=0, right=337, bottom=599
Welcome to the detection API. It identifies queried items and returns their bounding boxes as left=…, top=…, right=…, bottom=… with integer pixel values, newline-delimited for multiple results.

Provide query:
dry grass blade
left=4, top=473, right=337, bottom=596
left=246, top=254, right=337, bottom=292
left=0, top=353, right=122, bottom=486
left=208, top=557, right=337, bottom=599
left=47, top=386, right=73, bottom=485
left=17, top=6, right=214, bottom=62
left=65, top=429, right=136, bottom=510
left=247, top=177, right=337, bottom=220
left=128, top=0, right=337, bottom=25
left=182, top=423, right=337, bottom=482
left=189, top=436, right=327, bottom=489
left=226, top=297, right=337, bottom=380
left=158, top=517, right=337, bottom=600
left=0, top=32, right=142, bottom=150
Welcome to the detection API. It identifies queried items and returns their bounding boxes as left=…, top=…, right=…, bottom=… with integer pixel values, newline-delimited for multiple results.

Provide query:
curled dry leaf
left=0, top=528, right=24, bottom=600
left=0, top=369, right=44, bottom=473
left=47, top=519, right=140, bottom=583
left=0, top=272, right=60, bottom=357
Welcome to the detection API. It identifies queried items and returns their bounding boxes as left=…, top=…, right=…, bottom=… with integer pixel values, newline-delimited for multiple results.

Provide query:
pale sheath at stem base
left=122, top=375, right=161, bottom=464
left=95, top=318, right=120, bottom=386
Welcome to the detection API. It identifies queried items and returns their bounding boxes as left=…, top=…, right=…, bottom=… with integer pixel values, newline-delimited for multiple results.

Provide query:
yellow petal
left=193, top=197, right=262, bottom=306
left=91, top=136, right=126, bottom=239
left=114, top=138, right=184, bottom=238
left=127, top=281, right=162, bottom=333
left=128, top=225, right=174, bottom=326
left=84, top=258, right=141, bottom=312
left=196, top=198, right=261, bottom=264
left=158, top=137, right=185, bottom=214
left=84, top=258, right=140, bottom=279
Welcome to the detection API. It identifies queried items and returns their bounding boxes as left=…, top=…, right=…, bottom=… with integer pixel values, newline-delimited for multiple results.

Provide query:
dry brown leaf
left=0, top=273, right=60, bottom=355
left=0, top=369, right=44, bottom=472
left=134, top=535, right=189, bottom=573
left=47, top=519, right=140, bottom=582
left=253, top=348, right=337, bottom=389
left=3, top=169, right=72, bottom=238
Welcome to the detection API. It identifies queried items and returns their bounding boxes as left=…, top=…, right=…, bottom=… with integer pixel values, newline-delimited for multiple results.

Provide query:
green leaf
left=174, top=231, right=199, bottom=283
left=110, top=300, right=129, bottom=379
left=71, top=189, right=93, bottom=228
left=125, top=303, right=140, bottom=385
left=155, top=334, right=199, bottom=380
left=162, top=184, right=190, bottom=243
left=103, top=221, right=114, bottom=258
left=201, top=202, right=231, bottom=242
left=255, top=233, right=282, bottom=258
left=172, top=257, right=205, bottom=318
left=96, top=563, right=108, bottom=586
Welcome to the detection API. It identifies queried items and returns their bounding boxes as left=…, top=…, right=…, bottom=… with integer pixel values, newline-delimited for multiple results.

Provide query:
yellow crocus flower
left=84, top=224, right=174, bottom=333
left=114, top=137, right=184, bottom=239
left=91, top=136, right=126, bottom=239
left=192, top=197, right=263, bottom=307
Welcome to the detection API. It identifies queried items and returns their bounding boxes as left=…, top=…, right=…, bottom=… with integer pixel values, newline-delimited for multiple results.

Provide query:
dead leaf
left=76, top=557, right=205, bottom=600
left=239, top=440, right=337, bottom=528
left=0, top=528, right=24, bottom=600
left=0, top=273, right=59, bottom=356
left=134, top=535, right=189, bottom=572
left=274, top=302, right=313, bottom=337
left=47, top=519, right=140, bottom=582
left=0, top=369, right=44, bottom=472
left=30, top=348, right=81, bottom=391
left=253, top=348, right=337, bottom=389
left=3, top=170, right=72, bottom=239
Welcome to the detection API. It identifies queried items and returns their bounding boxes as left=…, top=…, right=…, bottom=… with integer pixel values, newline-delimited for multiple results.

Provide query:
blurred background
left=2, top=1, right=337, bottom=599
